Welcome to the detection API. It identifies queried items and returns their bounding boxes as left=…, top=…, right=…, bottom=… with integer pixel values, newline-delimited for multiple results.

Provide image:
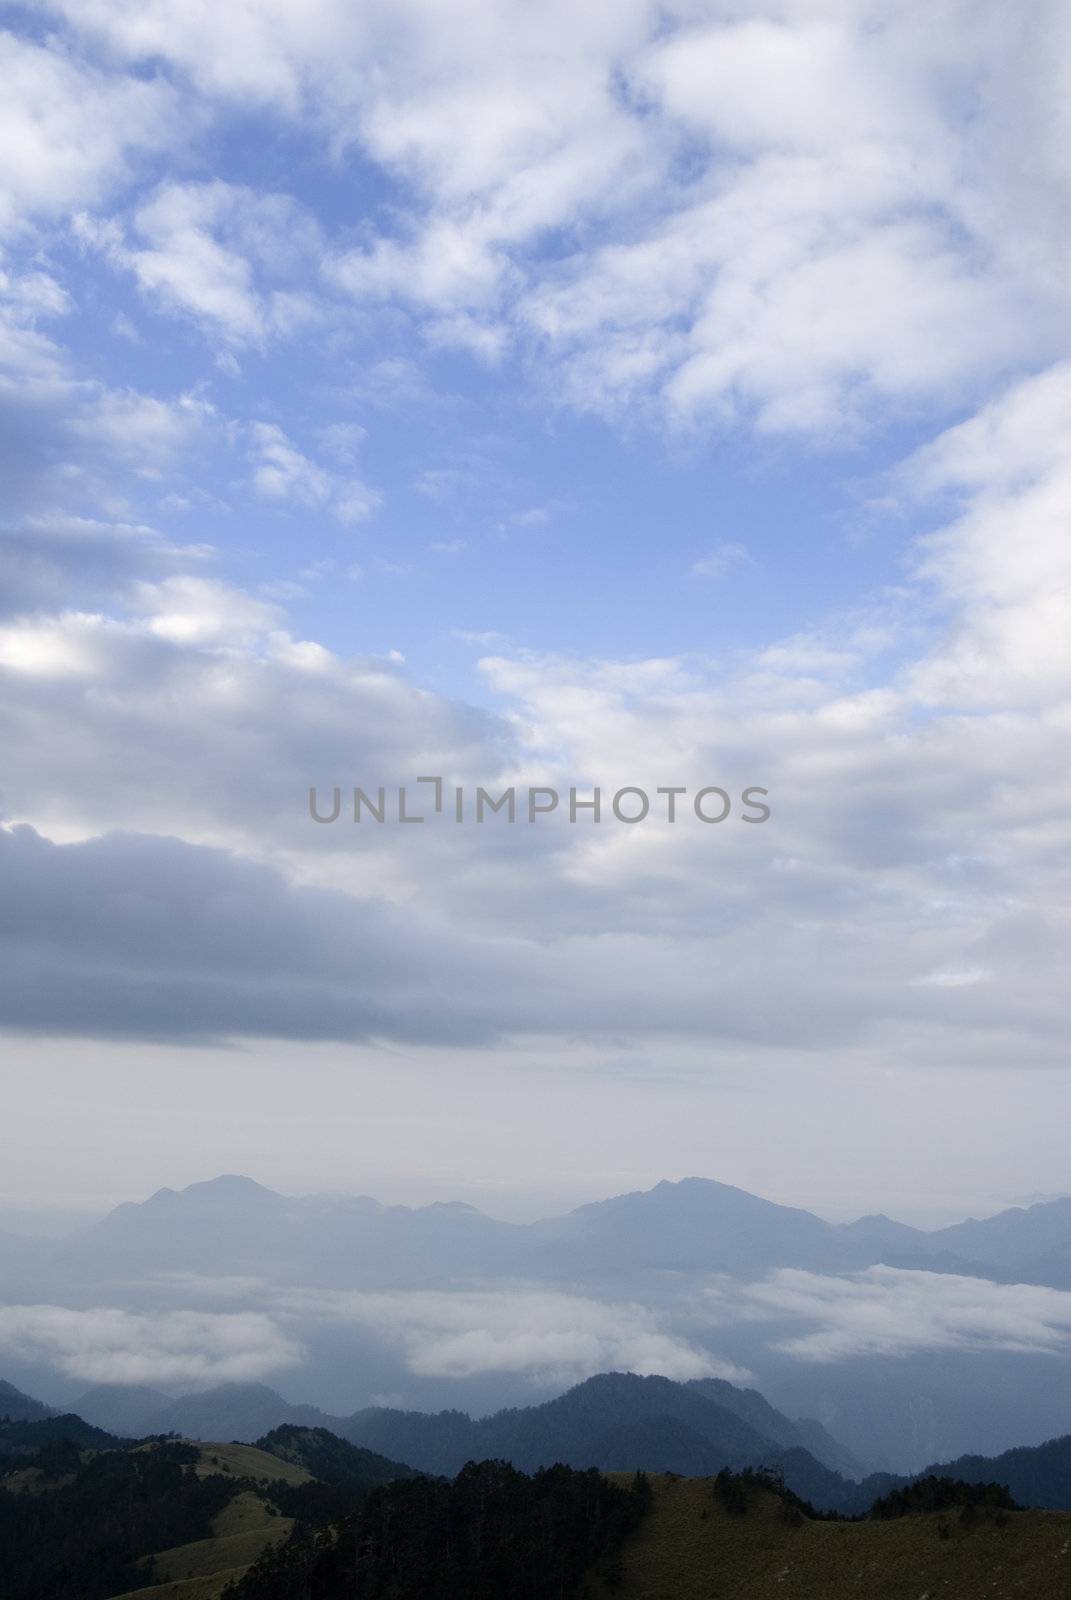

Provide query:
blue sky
left=1, top=1, right=1070, bottom=1218
left=24, top=108, right=947, bottom=691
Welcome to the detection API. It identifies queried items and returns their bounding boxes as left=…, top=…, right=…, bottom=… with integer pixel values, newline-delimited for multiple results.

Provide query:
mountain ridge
left=32, top=1173, right=1071, bottom=1290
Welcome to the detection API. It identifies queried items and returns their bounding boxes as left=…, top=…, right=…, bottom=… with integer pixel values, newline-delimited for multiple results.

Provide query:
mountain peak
left=186, top=1174, right=278, bottom=1197
left=140, top=1175, right=283, bottom=1208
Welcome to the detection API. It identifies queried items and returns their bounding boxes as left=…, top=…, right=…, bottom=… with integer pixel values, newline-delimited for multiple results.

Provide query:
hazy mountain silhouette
left=73, top=1380, right=337, bottom=1441
left=64, top=1370, right=862, bottom=1486
left=7, top=1371, right=1071, bottom=1513
left=922, top=1434, right=1071, bottom=1511
left=685, top=1376, right=865, bottom=1479
left=343, top=1372, right=843, bottom=1488
left=33, top=1174, right=1071, bottom=1291
left=0, top=1379, right=57, bottom=1423
left=11, top=1174, right=1071, bottom=1474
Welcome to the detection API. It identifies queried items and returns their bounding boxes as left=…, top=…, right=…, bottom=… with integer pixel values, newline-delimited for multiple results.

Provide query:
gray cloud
left=5, top=818, right=1068, bottom=1056
left=0, top=824, right=521, bottom=1045
left=0, top=519, right=205, bottom=619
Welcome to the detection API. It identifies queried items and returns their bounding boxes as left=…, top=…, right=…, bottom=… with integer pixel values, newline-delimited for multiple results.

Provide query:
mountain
left=343, top=1371, right=841, bottom=1498
left=685, top=1376, right=866, bottom=1478
left=790, top=1432, right=1071, bottom=1517
left=28, top=1367, right=864, bottom=1498
left=0, top=1411, right=119, bottom=1462
left=16, top=1173, right=1071, bottom=1476
left=921, top=1434, right=1071, bottom=1512
left=48, top=1172, right=524, bottom=1289
left=151, top=1382, right=336, bottom=1441
left=70, top=1382, right=173, bottom=1437
left=31, top=1173, right=1071, bottom=1295
left=526, top=1178, right=843, bottom=1277
left=72, top=1379, right=344, bottom=1441
left=0, top=1378, right=57, bottom=1422
left=256, top=1423, right=423, bottom=1490
left=340, top=1374, right=1071, bottom=1514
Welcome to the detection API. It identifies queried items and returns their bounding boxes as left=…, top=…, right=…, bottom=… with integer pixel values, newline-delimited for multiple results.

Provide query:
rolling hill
left=584, top=1471, right=1071, bottom=1600
left=0, top=1417, right=418, bottom=1600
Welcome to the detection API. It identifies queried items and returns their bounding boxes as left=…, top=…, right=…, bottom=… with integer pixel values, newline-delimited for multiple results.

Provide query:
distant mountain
left=78, top=1369, right=830, bottom=1479
left=685, top=1376, right=866, bottom=1478
left=72, top=1378, right=345, bottom=1441
left=49, top=1172, right=523, bottom=1288
left=38, top=1173, right=1071, bottom=1293
left=15, top=1173, right=1071, bottom=1477
left=0, top=1411, right=119, bottom=1462
left=70, top=1382, right=173, bottom=1437
left=791, top=1432, right=1071, bottom=1516
left=153, top=1382, right=335, bottom=1441
left=342, top=1370, right=845, bottom=1502
left=0, top=1379, right=57, bottom=1422
left=338, top=1372, right=1071, bottom=1514
left=526, top=1178, right=842, bottom=1277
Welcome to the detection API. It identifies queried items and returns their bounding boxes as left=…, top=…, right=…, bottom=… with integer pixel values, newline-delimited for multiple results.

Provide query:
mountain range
left=5, top=1369, right=1071, bottom=1516
left=6, top=1173, right=1071, bottom=1473
left=65, top=1371, right=863, bottom=1481
left=9, top=1172, right=1071, bottom=1291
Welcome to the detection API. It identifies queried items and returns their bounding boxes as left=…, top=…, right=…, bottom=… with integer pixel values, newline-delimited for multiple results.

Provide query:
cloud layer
left=0, top=2, right=1068, bottom=1218
left=0, top=1303, right=301, bottom=1385
left=708, top=1266, right=1071, bottom=1363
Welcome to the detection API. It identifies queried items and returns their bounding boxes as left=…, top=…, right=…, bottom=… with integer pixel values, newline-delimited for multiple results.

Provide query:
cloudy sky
left=1, top=0, right=1069, bottom=1224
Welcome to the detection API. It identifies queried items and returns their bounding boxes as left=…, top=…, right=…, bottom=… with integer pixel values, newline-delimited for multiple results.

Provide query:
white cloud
left=0, top=0, right=1066, bottom=1092
left=708, top=1266, right=1071, bottom=1363
left=72, top=389, right=215, bottom=472
left=134, top=575, right=282, bottom=647
left=29, top=1, right=1071, bottom=436
left=0, top=32, right=181, bottom=235
left=84, top=180, right=324, bottom=347
left=277, top=1285, right=739, bottom=1386
left=691, top=542, right=750, bottom=580
left=0, top=614, right=113, bottom=679
left=904, top=363, right=1071, bottom=708
left=0, top=1303, right=301, bottom=1385
left=249, top=422, right=381, bottom=523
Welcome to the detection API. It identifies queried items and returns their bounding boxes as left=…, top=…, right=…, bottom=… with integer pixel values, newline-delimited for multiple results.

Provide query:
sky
left=1, top=0, right=1070, bottom=1224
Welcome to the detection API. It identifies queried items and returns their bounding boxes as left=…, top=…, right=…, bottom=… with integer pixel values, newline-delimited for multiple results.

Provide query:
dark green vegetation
left=0, top=1437, right=238, bottom=1600
left=927, top=1434, right=1071, bottom=1511
left=219, top=1465, right=1071, bottom=1600
left=0, top=1412, right=119, bottom=1462
left=244, top=1427, right=424, bottom=1530
left=0, top=1418, right=415, bottom=1600
left=868, top=1474, right=1018, bottom=1519
left=254, top=1424, right=422, bottom=1495
left=224, top=1459, right=653, bottom=1600
left=2, top=1397, right=1071, bottom=1600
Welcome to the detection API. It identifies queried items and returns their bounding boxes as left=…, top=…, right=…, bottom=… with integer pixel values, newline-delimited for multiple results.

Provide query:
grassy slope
left=107, top=1575, right=248, bottom=1600
left=190, top=1443, right=310, bottom=1486
left=106, top=1448, right=303, bottom=1600
left=586, top=1474, right=1071, bottom=1600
